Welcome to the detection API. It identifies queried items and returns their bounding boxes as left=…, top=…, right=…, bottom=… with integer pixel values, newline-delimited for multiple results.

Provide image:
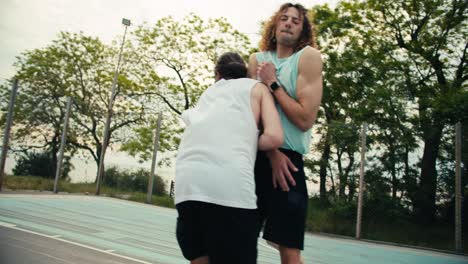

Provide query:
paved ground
left=0, top=226, right=147, bottom=264
left=0, top=193, right=467, bottom=264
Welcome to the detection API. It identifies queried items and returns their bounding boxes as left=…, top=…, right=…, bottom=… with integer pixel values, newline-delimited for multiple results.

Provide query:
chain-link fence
left=304, top=122, right=467, bottom=254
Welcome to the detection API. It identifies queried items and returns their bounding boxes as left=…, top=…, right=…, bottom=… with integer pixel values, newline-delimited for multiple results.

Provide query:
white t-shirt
left=175, top=78, right=259, bottom=209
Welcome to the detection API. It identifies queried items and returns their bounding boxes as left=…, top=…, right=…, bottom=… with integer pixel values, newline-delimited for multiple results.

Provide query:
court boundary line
left=0, top=221, right=153, bottom=264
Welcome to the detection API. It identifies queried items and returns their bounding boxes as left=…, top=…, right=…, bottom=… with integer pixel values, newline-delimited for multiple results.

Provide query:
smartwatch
left=270, top=81, right=280, bottom=91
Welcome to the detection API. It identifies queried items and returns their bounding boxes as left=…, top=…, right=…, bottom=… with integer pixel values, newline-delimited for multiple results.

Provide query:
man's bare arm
left=256, top=83, right=284, bottom=150
left=248, top=53, right=258, bottom=79
left=258, top=47, right=323, bottom=131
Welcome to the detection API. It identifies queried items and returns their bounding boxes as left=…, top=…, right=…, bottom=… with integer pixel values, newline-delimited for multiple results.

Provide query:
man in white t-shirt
left=175, top=52, right=283, bottom=264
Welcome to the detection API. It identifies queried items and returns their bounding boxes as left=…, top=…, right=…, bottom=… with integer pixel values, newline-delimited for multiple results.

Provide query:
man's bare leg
left=191, top=256, right=209, bottom=264
left=266, top=241, right=304, bottom=264
left=279, top=246, right=303, bottom=264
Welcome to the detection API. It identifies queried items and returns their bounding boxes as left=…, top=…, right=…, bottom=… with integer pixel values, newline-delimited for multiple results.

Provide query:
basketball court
left=0, top=193, right=466, bottom=264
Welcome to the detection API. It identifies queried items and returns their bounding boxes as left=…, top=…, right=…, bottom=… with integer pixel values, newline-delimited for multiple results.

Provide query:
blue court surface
left=0, top=193, right=466, bottom=264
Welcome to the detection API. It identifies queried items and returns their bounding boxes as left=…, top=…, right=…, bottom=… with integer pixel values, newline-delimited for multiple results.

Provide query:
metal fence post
left=455, top=122, right=462, bottom=253
left=54, top=97, right=72, bottom=193
left=0, top=79, right=18, bottom=191
left=356, top=123, right=367, bottom=239
left=170, top=180, right=175, bottom=198
left=147, top=112, right=163, bottom=204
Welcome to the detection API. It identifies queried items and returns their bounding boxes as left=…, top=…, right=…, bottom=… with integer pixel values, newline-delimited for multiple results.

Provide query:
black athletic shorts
left=176, top=201, right=259, bottom=264
left=255, top=148, right=308, bottom=250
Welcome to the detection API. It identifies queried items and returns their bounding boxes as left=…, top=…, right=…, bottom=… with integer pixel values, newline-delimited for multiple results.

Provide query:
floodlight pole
left=0, top=79, right=18, bottom=191
left=96, top=18, right=131, bottom=195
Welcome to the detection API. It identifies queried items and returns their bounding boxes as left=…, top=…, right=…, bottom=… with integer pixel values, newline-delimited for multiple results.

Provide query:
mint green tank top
left=256, top=47, right=311, bottom=154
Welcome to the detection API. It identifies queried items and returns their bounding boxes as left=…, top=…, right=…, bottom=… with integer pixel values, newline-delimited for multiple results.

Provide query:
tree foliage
left=308, top=0, right=466, bottom=223
left=2, top=32, right=148, bottom=181
left=120, top=14, right=253, bottom=162
left=366, top=0, right=467, bottom=222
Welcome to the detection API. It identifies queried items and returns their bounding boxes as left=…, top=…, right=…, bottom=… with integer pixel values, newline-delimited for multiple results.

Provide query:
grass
left=306, top=197, right=468, bottom=253
left=3, top=175, right=175, bottom=208
left=361, top=220, right=458, bottom=251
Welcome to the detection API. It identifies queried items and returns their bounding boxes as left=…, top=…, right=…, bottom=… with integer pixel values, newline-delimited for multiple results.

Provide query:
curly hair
left=259, top=3, right=316, bottom=52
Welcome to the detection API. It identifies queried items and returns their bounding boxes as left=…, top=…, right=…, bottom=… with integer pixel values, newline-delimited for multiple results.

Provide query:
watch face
left=270, top=82, right=280, bottom=90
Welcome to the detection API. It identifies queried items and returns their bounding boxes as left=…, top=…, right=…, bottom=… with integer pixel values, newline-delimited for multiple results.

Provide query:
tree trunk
left=348, top=175, right=356, bottom=203
left=414, top=125, right=443, bottom=223
left=403, top=143, right=417, bottom=205
left=50, top=135, right=60, bottom=179
left=50, top=150, right=57, bottom=179
left=344, top=151, right=355, bottom=201
left=337, top=151, right=346, bottom=200
left=328, top=164, right=336, bottom=198
left=319, top=131, right=331, bottom=203
left=389, top=143, right=397, bottom=200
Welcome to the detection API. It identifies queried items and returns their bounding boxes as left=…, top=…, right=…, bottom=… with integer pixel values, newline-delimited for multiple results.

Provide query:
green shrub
left=103, top=166, right=167, bottom=195
left=12, top=151, right=72, bottom=180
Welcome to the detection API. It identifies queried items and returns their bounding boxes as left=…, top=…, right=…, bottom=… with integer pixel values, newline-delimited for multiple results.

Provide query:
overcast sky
left=1, top=0, right=338, bottom=184
left=0, top=0, right=338, bottom=81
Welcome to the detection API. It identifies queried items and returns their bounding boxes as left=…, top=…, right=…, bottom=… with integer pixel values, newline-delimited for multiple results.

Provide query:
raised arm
left=258, top=47, right=323, bottom=131
left=252, top=82, right=284, bottom=151
left=248, top=53, right=259, bottom=79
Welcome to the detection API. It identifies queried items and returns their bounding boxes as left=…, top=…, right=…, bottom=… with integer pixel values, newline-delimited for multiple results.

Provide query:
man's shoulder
left=299, top=46, right=322, bottom=61
left=250, top=50, right=272, bottom=61
left=298, top=46, right=323, bottom=71
left=249, top=51, right=261, bottom=58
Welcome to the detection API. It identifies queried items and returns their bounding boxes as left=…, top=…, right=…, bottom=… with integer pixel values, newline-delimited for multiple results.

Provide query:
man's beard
left=277, top=35, right=299, bottom=48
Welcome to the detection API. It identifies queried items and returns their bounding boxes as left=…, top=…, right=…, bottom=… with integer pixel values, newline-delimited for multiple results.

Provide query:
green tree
left=310, top=0, right=466, bottom=223
left=310, top=2, right=378, bottom=202
left=3, top=36, right=79, bottom=177
left=120, top=14, right=253, bottom=161
left=367, top=0, right=467, bottom=222
left=4, top=32, right=148, bottom=182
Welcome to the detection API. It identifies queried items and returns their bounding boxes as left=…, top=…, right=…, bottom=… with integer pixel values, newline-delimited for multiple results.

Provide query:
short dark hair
left=215, top=52, right=247, bottom=80
left=259, top=2, right=316, bottom=52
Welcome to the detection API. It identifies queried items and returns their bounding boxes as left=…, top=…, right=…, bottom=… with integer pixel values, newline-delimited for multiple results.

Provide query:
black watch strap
left=270, top=81, right=280, bottom=91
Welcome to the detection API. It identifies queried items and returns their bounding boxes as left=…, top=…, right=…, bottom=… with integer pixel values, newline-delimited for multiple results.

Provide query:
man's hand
left=257, top=62, right=278, bottom=87
left=267, top=149, right=297, bottom=191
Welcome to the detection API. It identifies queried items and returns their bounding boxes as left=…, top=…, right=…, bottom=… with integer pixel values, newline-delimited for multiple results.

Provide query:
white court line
left=0, top=221, right=17, bottom=228
left=0, top=221, right=152, bottom=264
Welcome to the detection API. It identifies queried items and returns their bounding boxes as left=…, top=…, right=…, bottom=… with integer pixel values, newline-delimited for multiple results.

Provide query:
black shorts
left=176, top=201, right=259, bottom=264
left=255, top=148, right=308, bottom=250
